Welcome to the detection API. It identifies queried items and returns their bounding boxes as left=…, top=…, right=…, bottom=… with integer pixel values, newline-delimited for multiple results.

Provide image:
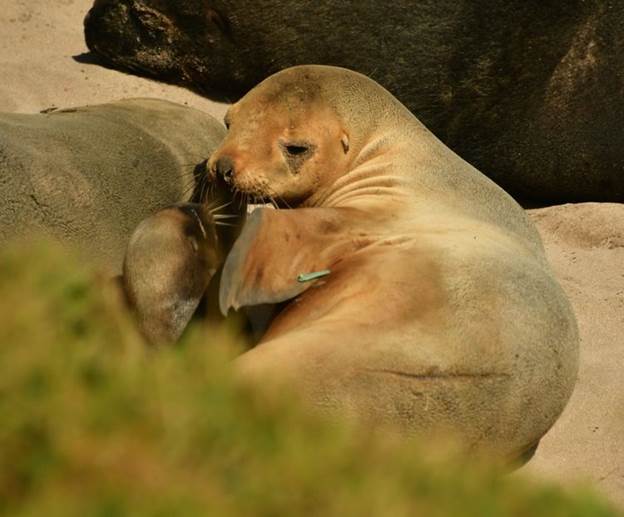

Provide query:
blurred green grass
left=0, top=240, right=618, bottom=516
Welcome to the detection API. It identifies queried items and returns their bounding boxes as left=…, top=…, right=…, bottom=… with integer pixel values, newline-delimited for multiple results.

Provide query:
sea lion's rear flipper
left=219, top=207, right=349, bottom=315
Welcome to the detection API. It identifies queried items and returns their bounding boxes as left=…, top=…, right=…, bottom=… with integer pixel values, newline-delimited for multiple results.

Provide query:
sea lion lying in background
left=0, top=98, right=225, bottom=275
left=141, top=65, right=577, bottom=461
left=83, top=0, right=624, bottom=203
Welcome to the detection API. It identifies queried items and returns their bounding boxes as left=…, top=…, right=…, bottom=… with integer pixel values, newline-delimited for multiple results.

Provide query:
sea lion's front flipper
left=219, top=207, right=349, bottom=315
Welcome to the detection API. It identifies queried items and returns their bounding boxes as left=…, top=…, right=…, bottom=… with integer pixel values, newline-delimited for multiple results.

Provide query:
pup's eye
left=284, top=144, right=309, bottom=156
left=224, top=119, right=231, bottom=130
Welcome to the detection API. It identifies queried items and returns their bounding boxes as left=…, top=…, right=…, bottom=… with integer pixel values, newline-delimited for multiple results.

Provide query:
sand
left=2, top=0, right=623, bottom=508
left=0, top=0, right=227, bottom=118
left=524, top=203, right=624, bottom=506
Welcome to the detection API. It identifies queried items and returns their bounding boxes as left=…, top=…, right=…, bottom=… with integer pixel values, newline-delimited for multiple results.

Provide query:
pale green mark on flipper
left=297, top=270, right=331, bottom=283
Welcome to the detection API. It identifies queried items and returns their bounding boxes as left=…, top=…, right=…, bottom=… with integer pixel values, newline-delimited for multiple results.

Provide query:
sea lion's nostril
left=215, top=156, right=235, bottom=184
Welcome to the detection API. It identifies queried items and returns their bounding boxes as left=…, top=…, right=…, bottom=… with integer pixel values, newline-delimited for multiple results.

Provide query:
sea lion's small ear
left=341, top=132, right=350, bottom=154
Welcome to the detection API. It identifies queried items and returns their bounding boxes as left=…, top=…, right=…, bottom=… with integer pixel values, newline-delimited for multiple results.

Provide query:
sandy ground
left=0, top=0, right=227, bottom=118
left=523, top=203, right=624, bottom=506
left=2, top=0, right=623, bottom=508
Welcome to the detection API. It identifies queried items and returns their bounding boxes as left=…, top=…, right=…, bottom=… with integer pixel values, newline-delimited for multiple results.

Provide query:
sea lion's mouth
left=246, top=202, right=276, bottom=215
left=243, top=192, right=303, bottom=211
left=230, top=188, right=300, bottom=211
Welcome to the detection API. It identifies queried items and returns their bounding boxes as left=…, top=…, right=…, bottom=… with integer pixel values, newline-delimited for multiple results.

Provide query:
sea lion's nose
left=214, top=156, right=235, bottom=184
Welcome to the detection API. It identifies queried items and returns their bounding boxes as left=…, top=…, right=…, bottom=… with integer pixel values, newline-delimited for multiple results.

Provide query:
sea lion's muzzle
left=212, top=155, right=236, bottom=184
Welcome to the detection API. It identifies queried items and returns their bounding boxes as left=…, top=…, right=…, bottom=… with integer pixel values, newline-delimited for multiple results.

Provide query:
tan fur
left=212, top=66, right=579, bottom=460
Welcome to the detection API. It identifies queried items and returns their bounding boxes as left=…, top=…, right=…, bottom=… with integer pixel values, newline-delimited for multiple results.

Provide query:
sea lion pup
left=121, top=194, right=275, bottom=346
left=123, top=202, right=236, bottom=345
left=0, top=98, right=225, bottom=275
left=209, top=66, right=579, bottom=462
left=83, top=0, right=624, bottom=202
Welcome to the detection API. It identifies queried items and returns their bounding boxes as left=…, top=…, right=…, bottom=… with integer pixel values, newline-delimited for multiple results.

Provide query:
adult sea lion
left=83, top=0, right=624, bottom=202
left=0, top=98, right=225, bottom=275
left=209, top=65, right=579, bottom=461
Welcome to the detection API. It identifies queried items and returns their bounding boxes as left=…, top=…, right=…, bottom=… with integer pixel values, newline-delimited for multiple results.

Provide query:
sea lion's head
left=123, top=203, right=224, bottom=344
left=207, top=67, right=365, bottom=208
left=83, top=0, right=254, bottom=100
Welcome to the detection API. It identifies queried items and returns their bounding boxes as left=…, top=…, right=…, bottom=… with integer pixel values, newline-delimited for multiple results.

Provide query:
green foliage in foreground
left=0, top=241, right=618, bottom=517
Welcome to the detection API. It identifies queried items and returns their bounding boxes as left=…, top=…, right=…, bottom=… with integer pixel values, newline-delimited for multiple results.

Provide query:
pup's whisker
left=213, top=214, right=239, bottom=220
left=209, top=200, right=233, bottom=214
left=277, top=194, right=292, bottom=209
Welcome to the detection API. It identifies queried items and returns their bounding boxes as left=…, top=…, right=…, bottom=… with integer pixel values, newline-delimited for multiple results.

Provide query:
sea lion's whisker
left=181, top=181, right=201, bottom=200
left=210, top=200, right=233, bottom=214
left=277, top=194, right=292, bottom=209
left=180, top=179, right=197, bottom=191
left=180, top=181, right=196, bottom=194
left=180, top=174, right=201, bottom=188
left=213, top=214, right=239, bottom=220
left=179, top=162, right=206, bottom=169
left=199, top=177, right=210, bottom=202
left=215, top=221, right=237, bottom=227
left=181, top=174, right=206, bottom=200
left=183, top=174, right=202, bottom=188
left=237, top=190, right=244, bottom=210
left=200, top=177, right=209, bottom=203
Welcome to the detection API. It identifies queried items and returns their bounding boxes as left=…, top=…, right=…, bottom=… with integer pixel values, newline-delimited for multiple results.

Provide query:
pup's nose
left=214, top=156, right=235, bottom=184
